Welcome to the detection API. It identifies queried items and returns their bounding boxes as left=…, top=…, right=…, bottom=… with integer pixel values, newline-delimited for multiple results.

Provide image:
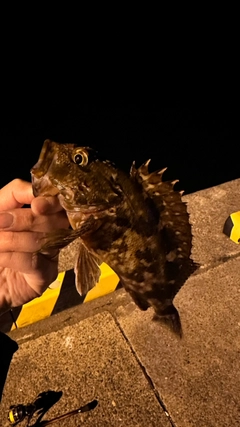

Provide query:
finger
left=25, top=252, right=59, bottom=294
left=0, top=231, right=48, bottom=253
left=0, top=265, right=43, bottom=309
left=0, top=179, right=34, bottom=210
left=0, top=208, right=69, bottom=232
left=0, top=252, right=58, bottom=291
left=31, top=195, right=65, bottom=215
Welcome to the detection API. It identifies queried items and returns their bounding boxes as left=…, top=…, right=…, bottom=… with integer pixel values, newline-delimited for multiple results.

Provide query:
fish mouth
left=61, top=200, right=113, bottom=230
left=59, top=196, right=111, bottom=215
left=32, top=175, right=60, bottom=197
left=68, top=205, right=108, bottom=214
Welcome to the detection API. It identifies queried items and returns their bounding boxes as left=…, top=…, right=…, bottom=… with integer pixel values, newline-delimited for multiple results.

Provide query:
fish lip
left=70, top=205, right=107, bottom=213
left=58, top=194, right=116, bottom=215
left=60, top=199, right=110, bottom=214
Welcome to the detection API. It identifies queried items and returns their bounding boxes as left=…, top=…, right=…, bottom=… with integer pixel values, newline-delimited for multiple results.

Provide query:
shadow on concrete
left=6, top=390, right=98, bottom=426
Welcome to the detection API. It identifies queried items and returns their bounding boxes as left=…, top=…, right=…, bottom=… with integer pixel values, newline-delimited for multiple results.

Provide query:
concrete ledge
left=185, top=178, right=240, bottom=269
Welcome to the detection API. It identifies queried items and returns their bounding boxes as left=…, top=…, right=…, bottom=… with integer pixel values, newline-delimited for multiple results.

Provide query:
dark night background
left=0, top=105, right=239, bottom=196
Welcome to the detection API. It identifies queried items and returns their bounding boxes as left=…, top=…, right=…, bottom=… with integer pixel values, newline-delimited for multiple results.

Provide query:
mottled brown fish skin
left=31, top=139, right=197, bottom=337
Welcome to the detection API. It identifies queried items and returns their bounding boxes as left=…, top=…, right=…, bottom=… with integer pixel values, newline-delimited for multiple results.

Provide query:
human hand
left=0, top=179, right=69, bottom=314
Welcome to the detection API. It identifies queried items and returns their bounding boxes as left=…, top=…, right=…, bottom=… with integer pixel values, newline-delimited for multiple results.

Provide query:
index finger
left=0, top=179, right=34, bottom=211
left=31, top=195, right=65, bottom=215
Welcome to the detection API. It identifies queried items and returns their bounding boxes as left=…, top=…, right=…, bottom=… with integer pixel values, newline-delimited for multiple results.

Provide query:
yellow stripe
left=10, top=319, right=17, bottom=331
left=13, top=265, right=119, bottom=329
left=230, top=212, right=240, bottom=244
left=84, top=264, right=119, bottom=302
left=8, top=410, right=15, bottom=423
left=14, top=272, right=66, bottom=328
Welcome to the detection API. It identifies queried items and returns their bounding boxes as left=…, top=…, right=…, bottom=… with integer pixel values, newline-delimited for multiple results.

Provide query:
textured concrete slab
left=0, top=312, right=171, bottom=427
left=116, top=257, right=240, bottom=427
left=185, top=178, right=240, bottom=268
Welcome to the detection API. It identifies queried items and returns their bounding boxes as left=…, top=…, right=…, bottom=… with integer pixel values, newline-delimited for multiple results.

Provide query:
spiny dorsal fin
left=130, top=159, right=197, bottom=292
left=131, top=159, right=167, bottom=184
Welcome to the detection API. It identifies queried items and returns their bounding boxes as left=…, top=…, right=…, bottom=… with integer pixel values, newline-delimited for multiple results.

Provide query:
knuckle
left=12, top=178, right=23, bottom=186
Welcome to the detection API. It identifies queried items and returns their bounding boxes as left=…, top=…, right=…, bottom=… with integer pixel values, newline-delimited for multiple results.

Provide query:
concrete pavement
left=0, top=178, right=240, bottom=426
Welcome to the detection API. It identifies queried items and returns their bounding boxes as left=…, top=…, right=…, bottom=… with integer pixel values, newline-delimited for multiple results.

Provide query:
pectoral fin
left=74, top=242, right=102, bottom=296
left=39, top=215, right=96, bottom=251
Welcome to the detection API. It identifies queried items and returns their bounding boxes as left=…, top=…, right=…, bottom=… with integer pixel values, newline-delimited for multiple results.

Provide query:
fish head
left=31, top=140, right=122, bottom=218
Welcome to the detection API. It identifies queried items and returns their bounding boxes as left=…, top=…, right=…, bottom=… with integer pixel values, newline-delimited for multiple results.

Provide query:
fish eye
left=72, top=148, right=89, bottom=166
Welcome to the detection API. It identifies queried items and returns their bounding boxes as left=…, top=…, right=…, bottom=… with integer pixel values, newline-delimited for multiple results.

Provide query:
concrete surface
left=0, top=312, right=170, bottom=427
left=0, top=178, right=240, bottom=426
left=116, top=257, right=240, bottom=427
left=186, top=178, right=240, bottom=268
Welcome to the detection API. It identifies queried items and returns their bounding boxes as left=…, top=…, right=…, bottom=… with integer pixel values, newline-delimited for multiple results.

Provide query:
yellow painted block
left=10, top=322, right=17, bottom=332
left=223, top=211, right=240, bottom=244
left=231, top=212, right=240, bottom=244
left=84, top=264, right=119, bottom=302
left=14, top=265, right=119, bottom=328
left=15, top=272, right=66, bottom=328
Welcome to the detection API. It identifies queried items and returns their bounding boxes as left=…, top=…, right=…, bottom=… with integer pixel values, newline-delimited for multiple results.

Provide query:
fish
left=31, top=139, right=197, bottom=337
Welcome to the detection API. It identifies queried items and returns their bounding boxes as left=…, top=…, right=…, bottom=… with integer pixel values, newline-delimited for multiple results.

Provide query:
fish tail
left=153, top=304, right=183, bottom=338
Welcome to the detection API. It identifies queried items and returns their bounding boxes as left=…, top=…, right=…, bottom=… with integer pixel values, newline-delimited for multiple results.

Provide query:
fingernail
left=0, top=212, right=14, bottom=228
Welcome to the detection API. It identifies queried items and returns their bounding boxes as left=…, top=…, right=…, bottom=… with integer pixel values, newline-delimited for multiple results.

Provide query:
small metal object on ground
left=8, top=395, right=98, bottom=426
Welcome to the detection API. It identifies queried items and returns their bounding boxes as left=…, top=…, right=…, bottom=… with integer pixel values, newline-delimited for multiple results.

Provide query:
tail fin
left=153, top=304, right=183, bottom=338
